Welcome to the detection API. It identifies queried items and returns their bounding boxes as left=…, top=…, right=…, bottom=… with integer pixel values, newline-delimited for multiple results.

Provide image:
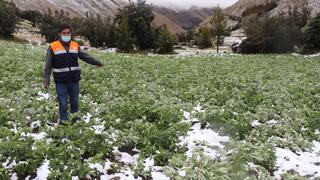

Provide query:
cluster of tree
left=302, top=13, right=320, bottom=53
left=177, top=31, right=194, bottom=44
left=0, top=0, right=177, bottom=53
left=34, top=0, right=177, bottom=53
left=16, top=10, right=42, bottom=27
left=113, top=0, right=177, bottom=53
left=2, top=0, right=319, bottom=54
left=193, top=7, right=229, bottom=52
left=194, top=27, right=213, bottom=49
left=0, top=0, right=18, bottom=38
left=239, top=0, right=320, bottom=54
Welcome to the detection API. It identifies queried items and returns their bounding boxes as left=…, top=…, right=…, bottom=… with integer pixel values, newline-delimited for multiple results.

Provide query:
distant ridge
left=11, top=0, right=215, bottom=34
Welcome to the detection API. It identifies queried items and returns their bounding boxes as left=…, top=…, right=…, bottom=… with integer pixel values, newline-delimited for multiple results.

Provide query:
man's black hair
left=59, top=24, right=72, bottom=33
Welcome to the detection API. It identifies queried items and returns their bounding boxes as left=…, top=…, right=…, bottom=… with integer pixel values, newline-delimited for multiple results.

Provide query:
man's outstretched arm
left=43, top=47, right=53, bottom=88
left=78, top=49, right=104, bottom=66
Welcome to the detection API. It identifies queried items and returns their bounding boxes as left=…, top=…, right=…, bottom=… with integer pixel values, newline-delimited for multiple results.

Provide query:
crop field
left=1, top=40, right=320, bottom=179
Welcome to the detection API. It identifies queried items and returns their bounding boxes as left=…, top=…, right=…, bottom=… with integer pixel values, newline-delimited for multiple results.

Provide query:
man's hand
left=43, top=81, right=50, bottom=89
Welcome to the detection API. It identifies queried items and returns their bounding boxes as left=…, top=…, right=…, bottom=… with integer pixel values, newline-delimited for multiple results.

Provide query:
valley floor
left=1, top=40, right=320, bottom=179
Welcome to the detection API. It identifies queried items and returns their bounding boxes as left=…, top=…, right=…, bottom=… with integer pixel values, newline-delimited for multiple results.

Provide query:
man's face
left=60, top=28, right=71, bottom=37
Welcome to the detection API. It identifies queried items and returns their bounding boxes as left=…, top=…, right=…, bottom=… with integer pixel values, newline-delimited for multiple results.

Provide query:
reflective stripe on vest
left=50, top=40, right=79, bottom=55
left=53, top=66, right=81, bottom=73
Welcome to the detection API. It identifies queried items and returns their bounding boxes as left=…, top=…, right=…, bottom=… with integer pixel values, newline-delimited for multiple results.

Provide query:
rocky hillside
left=153, top=12, right=186, bottom=34
left=12, top=0, right=127, bottom=18
left=195, top=0, right=320, bottom=43
left=153, top=7, right=213, bottom=31
left=224, top=0, right=320, bottom=18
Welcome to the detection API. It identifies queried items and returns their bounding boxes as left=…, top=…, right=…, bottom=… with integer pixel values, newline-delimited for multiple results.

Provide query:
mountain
left=11, top=0, right=127, bottom=18
left=224, top=0, right=320, bottom=18
left=11, top=0, right=215, bottom=35
left=153, top=12, right=186, bottom=34
left=196, top=0, right=320, bottom=32
left=153, top=7, right=213, bottom=31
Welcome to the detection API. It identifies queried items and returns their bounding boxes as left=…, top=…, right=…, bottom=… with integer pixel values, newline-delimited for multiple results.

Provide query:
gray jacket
left=44, top=44, right=102, bottom=85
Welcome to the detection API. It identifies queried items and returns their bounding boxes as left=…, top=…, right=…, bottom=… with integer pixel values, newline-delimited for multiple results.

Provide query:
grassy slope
left=0, top=40, right=320, bottom=179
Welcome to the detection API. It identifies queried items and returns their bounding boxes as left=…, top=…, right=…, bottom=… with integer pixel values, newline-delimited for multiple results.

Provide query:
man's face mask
left=61, top=35, right=71, bottom=42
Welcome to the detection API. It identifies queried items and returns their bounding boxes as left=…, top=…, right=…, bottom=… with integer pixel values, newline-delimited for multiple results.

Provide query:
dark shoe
left=71, top=117, right=80, bottom=124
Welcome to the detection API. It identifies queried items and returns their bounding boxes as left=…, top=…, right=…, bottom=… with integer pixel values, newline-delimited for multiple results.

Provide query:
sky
left=141, top=0, right=238, bottom=9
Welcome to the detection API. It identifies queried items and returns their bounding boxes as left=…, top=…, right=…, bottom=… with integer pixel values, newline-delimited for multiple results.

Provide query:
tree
left=154, top=25, right=177, bottom=54
left=195, top=27, right=212, bottom=49
left=38, top=9, right=72, bottom=43
left=115, top=13, right=136, bottom=51
left=239, top=1, right=311, bottom=53
left=115, top=0, right=155, bottom=50
left=211, top=7, right=228, bottom=53
left=17, top=10, right=42, bottom=27
left=303, top=13, right=320, bottom=53
left=79, top=13, right=116, bottom=47
left=0, top=0, right=18, bottom=38
left=177, top=31, right=194, bottom=43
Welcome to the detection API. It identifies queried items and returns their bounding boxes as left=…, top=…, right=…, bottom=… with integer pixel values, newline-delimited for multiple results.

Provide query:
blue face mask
left=61, top=36, right=71, bottom=42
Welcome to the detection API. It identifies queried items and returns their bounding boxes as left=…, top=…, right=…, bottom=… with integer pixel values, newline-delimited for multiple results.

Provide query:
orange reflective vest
left=50, top=40, right=81, bottom=83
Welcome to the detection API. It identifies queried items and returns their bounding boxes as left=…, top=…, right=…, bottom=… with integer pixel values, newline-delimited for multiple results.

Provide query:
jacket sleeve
left=78, top=48, right=103, bottom=66
left=44, top=47, right=53, bottom=84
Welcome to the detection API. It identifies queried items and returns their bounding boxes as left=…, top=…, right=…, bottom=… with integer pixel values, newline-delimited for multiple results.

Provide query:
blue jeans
left=55, top=82, right=79, bottom=122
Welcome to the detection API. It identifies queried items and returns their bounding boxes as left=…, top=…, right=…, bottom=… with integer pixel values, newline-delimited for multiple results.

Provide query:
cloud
left=141, top=0, right=237, bottom=9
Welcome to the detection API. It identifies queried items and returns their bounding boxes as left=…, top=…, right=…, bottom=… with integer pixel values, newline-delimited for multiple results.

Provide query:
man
left=43, top=24, right=103, bottom=123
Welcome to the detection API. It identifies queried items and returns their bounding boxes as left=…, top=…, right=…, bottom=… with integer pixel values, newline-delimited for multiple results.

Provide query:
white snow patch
left=30, top=121, right=41, bottom=129
left=2, top=158, right=16, bottom=169
left=25, top=132, right=47, bottom=141
left=179, top=122, right=229, bottom=159
left=113, top=147, right=139, bottom=165
left=100, top=169, right=141, bottom=180
left=34, top=160, right=50, bottom=180
left=71, top=176, right=79, bottom=180
left=11, top=173, right=18, bottom=180
left=83, top=113, right=92, bottom=123
left=108, top=149, right=169, bottom=180
left=36, top=91, right=50, bottom=101
left=178, top=170, right=186, bottom=177
left=183, top=111, right=191, bottom=120
left=179, top=106, right=229, bottom=159
left=143, top=157, right=154, bottom=171
left=266, top=119, right=278, bottom=126
left=151, top=171, right=170, bottom=180
left=106, top=48, right=118, bottom=53
left=304, top=53, right=320, bottom=58
left=9, top=122, right=18, bottom=133
left=88, top=162, right=106, bottom=173
left=90, top=125, right=105, bottom=134
left=143, top=158, right=169, bottom=180
left=251, top=120, right=262, bottom=128
left=193, top=104, right=205, bottom=113
left=118, top=152, right=139, bottom=165
left=274, top=140, right=320, bottom=179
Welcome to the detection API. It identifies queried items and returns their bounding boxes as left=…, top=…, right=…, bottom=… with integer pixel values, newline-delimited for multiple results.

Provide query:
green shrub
left=38, top=9, right=72, bottom=43
left=302, top=13, right=320, bottom=53
left=195, top=27, right=212, bottom=49
left=155, top=26, right=177, bottom=54
left=0, top=0, right=18, bottom=38
left=17, top=10, right=42, bottom=27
